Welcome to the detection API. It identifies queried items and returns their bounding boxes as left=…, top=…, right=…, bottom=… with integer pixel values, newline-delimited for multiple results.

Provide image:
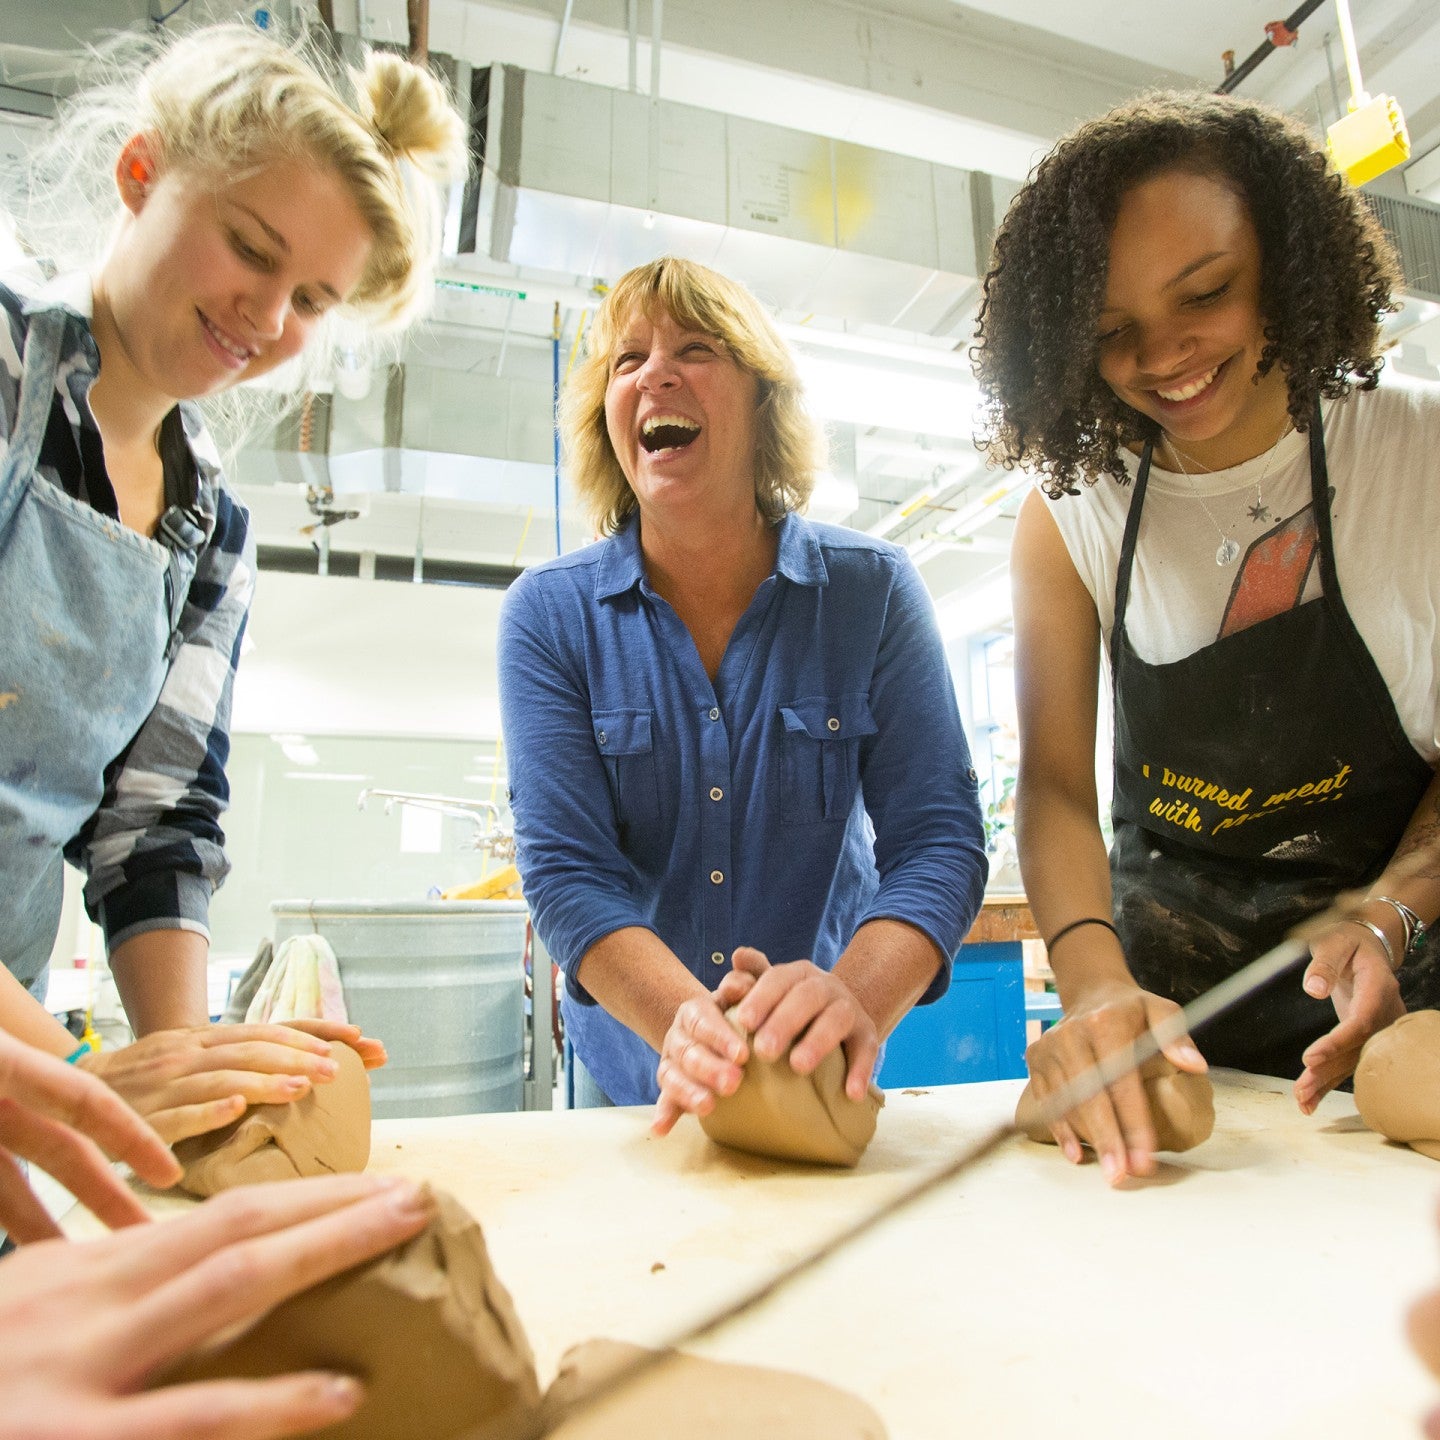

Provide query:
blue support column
left=878, top=941, right=1028, bottom=1087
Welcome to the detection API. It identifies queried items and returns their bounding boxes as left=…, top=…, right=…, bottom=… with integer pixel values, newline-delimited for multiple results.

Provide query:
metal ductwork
left=459, top=64, right=1011, bottom=337
left=232, top=359, right=568, bottom=576
left=1366, top=190, right=1440, bottom=304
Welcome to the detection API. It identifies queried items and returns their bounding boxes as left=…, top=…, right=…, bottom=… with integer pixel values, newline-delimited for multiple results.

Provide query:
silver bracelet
left=1346, top=917, right=1397, bottom=972
left=1369, top=895, right=1428, bottom=957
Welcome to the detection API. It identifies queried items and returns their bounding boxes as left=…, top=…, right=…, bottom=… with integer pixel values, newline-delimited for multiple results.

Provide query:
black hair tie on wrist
left=1045, top=916, right=1120, bottom=952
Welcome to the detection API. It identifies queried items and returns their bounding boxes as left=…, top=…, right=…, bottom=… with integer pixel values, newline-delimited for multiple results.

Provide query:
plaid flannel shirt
left=1, top=266, right=255, bottom=951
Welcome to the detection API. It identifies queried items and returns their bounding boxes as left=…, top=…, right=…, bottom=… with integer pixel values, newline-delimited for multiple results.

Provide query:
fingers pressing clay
left=152, top=1189, right=543, bottom=1440
left=542, top=1339, right=888, bottom=1439
left=1016, top=1054, right=1215, bottom=1154
left=1354, top=1010, right=1440, bottom=1161
left=171, top=1042, right=370, bottom=1198
left=698, top=1007, right=883, bottom=1167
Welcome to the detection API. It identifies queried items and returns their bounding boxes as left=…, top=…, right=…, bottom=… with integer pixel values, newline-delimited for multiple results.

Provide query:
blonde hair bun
left=13, top=23, right=468, bottom=332
left=356, top=50, right=467, bottom=185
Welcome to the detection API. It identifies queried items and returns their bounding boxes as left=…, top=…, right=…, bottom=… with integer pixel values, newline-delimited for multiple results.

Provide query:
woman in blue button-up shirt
left=500, top=257, right=988, bottom=1121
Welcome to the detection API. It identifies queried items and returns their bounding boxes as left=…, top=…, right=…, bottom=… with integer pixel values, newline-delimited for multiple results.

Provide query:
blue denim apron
left=0, top=304, right=189, bottom=996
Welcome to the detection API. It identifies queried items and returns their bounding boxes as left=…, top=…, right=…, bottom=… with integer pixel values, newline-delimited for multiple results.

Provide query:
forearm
left=833, top=918, right=944, bottom=1041
left=108, top=928, right=210, bottom=1035
left=1351, top=765, right=1440, bottom=962
left=0, top=965, right=79, bottom=1058
left=1015, top=779, right=1136, bottom=1009
left=575, top=927, right=711, bottom=1052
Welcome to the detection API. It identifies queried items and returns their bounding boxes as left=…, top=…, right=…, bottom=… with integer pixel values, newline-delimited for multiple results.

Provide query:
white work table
left=354, top=1073, right=1436, bottom=1439
left=100, top=1072, right=1438, bottom=1438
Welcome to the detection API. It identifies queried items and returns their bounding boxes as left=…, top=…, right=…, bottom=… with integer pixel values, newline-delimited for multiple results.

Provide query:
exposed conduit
left=1216, top=0, right=1325, bottom=94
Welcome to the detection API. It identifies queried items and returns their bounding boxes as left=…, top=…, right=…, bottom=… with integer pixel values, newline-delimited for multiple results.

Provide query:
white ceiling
left=4, top=0, right=1440, bottom=624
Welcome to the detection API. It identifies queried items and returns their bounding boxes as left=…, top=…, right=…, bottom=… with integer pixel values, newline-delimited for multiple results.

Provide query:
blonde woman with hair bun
left=0, top=22, right=464, bottom=1150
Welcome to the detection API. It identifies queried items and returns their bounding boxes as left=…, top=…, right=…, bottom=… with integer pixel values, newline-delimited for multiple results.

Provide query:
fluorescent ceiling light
left=270, top=733, right=319, bottom=767
left=796, top=352, right=980, bottom=438
left=868, top=458, right=986, bottom=539
left=780, top=321, right=973, bottom=372
left=282, top=771, right=372, bottom=782
left=909, top=474, right=1027, bottom=564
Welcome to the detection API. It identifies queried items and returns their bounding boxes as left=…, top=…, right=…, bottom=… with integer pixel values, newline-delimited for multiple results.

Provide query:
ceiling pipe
left=1216, top=0, right=1325, bottom=94
left=647, top=0, right=663, bottom=211
left=908, top=474, right=1028, bottom=565
left=407, top=0, right=428, bottom=66
left=866, top=481, right=946, bottom=540
left=627, top=0, right=639, bottom=92
left=551, top=0, right=574, bottom=74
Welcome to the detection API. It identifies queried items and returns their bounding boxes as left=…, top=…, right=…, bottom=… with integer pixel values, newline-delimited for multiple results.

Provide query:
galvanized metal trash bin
left=271, top=899, right=528, bottom=1120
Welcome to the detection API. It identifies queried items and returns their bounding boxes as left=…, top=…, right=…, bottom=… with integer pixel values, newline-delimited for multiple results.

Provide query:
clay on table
left=155, top=1189, right=543, bottom=1440
left=171, top=1040, right=371, bottom=1198
left=1355, top=1010, right=1440, bottom=1161
left=540, top=1338, right=888, bottom=1439
left=699, top=1007, right=884, bottom=1166
left=1015, top=1053, right=1215, bottom=1152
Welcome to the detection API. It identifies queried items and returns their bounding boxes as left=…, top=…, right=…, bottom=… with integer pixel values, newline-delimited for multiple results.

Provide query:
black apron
left=1108, top=402, right=1437, bottom=1079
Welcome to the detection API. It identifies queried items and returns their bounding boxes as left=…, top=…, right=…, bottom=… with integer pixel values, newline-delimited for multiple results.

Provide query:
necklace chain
left=1162, top=418, right=1293, bottom=567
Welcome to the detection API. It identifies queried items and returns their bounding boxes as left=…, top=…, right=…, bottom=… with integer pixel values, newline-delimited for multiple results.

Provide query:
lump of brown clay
left=1355, top=1010, right=1440, bottom=1161
left=155, top=1189, right=543, bottom=1440
left=171, top=1040, right=370, bottom=1198
left=541, top=1339, right=888, bottom=1439
left=698, top=1007, right=884, bottom=1167
left=1015, top=1053, right=1215, bottom=1153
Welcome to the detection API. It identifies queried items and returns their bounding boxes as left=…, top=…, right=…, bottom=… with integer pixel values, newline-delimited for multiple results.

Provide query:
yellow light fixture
left=1325, top=0, right=1410, bottom=187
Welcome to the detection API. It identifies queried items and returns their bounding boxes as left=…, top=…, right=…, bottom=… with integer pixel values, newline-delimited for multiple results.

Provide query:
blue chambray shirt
left=499, top=510, right=988, bottom=1105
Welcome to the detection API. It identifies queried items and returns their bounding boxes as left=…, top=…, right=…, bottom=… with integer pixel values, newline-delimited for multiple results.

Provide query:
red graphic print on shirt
left=1219, top=502, right=1320, bottom=639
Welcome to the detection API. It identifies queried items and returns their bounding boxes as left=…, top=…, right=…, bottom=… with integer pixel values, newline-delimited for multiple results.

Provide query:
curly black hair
left=972, top=92, right=1401, bottom=497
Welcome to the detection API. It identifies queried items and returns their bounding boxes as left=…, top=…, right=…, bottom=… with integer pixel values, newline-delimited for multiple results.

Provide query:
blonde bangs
left=563, top=257, right=826, bottom=536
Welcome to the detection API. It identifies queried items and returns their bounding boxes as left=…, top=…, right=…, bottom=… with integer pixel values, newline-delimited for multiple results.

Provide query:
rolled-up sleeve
left=71, top=490, right=255, bottom=950
left=499, top=571, right=656, bottom=1002
left=857, top=553, right=988, bottom=1001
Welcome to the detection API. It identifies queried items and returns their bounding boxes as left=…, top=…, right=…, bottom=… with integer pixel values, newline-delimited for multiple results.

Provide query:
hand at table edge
left=0, top=1031, right=177, bottom=1242
left=0, top=1174, right=433, bottom=1440
left=1296, top=923, right=1406, bottom=1115
left=1022, top=981, right=1206, bottom=1186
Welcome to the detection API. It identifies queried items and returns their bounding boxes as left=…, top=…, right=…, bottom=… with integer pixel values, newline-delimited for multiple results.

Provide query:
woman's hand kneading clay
left=0, top=1174, right=433, bottom=1440
left=0, top=1026, right=178, bottom=1243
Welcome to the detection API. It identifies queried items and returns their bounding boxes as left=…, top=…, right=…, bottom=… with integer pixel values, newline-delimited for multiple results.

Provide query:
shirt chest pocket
left=778, top=696, right=878, bottom=824
left=593, top=708, right=660, bottom=827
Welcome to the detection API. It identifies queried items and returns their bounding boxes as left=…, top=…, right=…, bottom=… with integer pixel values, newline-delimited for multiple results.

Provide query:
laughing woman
left=0, top=23, right=464, bottom=1139
left=500, top=257, right=987, bottom=1126
left=974, top=93, right=1440, bottom=1183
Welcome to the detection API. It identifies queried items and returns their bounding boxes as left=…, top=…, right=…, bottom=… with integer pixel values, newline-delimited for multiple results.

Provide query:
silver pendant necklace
left=1164, top=417, right=1293, bottom=567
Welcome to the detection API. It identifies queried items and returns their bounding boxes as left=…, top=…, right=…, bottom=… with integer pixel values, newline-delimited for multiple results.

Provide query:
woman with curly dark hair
left=974, top=91, right=1440, bottom=1185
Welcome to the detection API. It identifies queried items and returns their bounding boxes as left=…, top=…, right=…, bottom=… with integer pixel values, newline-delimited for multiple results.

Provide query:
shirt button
left=708, top=707, right=720, bottom=721
left=827, top=716, right=840, bottom=732
left=710, top=870, right=724, bottom=885
left=967, top=767, right=977, bottom=781
left=597, top=731, right=607, bottom=746
left=709, top=787, right=723, bottom=801
left=711, top=951, right=725, bottom=966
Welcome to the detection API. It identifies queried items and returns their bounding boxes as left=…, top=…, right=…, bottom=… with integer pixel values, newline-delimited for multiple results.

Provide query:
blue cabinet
left=878, top=941, right=1029, bottom=1087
